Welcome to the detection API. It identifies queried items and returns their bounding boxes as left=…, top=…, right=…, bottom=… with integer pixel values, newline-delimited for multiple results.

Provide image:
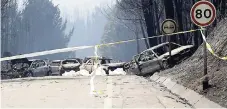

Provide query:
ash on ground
left=157, top=18, right=227, bottom=107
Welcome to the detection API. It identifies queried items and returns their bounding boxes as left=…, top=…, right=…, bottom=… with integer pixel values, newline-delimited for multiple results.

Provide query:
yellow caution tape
left=0, top=46, right=94, bottom=61
left=90, top=45, right=102, bottom=96
left=0, top=28, right=204, bottom=62
left=200, top=27, right=227, bottom=60
left=95, top=28, right=204, bottom=48
left=93, top=90, right=105, bottom=95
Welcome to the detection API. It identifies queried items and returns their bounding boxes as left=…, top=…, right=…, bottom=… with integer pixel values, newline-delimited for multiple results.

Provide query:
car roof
left=29, top=59, right=40, bottom=61
left=11, top=58, right=29, bottom=64
left=85, top=56, right=112, bottom=60
left=143, top=42, right=183, bottom=53
left=64, top=58, right=81, bottom=60
left=51, top=60, right=62, bottom=62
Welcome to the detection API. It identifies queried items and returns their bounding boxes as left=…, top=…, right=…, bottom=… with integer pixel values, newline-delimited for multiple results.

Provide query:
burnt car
left=26, top=59, right=52, bottom=77
left=1, top=58, right=31, bottom=79
left=104, top=60, right=126, bottom=72
left=124, top=54, right=140, bottom=75
left=50, top=60, right=62, bottom=76
left=59, top=58, right=81, bottom=76
left=131, top=42, right=194, bottom=76
left=80, top=56, right=126, bottom=75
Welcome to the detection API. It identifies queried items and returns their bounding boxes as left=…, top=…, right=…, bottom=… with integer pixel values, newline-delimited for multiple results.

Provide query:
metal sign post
left=190, top=1, right=216, bottom=90
left=161, top=19, right=177, bottom=66
left=168, top=36, right=172, bottom=64
left=203, top=28, right=208, bottom=90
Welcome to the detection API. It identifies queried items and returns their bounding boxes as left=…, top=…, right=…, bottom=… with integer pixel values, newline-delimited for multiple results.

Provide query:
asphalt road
left=1, top=75, right=193, bottom=108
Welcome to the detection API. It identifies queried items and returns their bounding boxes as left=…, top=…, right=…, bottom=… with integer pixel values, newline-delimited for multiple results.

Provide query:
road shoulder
left=150, top=73, right=224, bottom=108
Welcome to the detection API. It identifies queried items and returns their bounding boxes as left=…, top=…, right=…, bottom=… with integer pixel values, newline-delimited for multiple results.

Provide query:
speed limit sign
left=190, top=1, right=216, bottom=27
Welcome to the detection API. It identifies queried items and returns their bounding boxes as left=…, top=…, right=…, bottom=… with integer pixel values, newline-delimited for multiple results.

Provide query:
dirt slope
left=159, top=18, right=227, bottom=107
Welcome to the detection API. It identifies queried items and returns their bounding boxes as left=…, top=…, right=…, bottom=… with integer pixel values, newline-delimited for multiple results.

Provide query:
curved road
left=1, top=75, right=193, bottom=108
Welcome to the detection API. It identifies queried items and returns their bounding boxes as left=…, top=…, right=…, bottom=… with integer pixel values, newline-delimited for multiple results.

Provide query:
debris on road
left=109, top=68, right=126, bottom=76
left=62, top=67, right=126, bottom=77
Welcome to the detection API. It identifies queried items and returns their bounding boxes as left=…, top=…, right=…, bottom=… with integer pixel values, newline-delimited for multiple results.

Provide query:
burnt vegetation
left=100, top=0, right=227, bottom=61
left=99, top=0, right=227, bottom=107
left=1, top=0, right=75, bottom=59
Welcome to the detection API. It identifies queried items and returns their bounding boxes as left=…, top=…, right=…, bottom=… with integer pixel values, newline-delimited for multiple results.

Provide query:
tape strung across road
left=90, top=46, right=99, bottom=95
left=200, top=28, right=227, bottom=60
left=91, top=46, right=113, bottom=108
left=90, top=45, right=106, bottom=96
left=0, top=28, right=204, bottom=62
left=0, top=46, right=93, bottom=61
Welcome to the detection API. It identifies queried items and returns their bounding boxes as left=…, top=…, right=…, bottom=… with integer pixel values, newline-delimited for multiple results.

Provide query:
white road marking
left=104, top=76, right=113, bottom=108
left=90, top=73, right=95, bottom=95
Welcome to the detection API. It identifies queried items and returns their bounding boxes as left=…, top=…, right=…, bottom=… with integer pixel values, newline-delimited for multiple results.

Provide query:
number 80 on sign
left=190, top=1, right=216, bottom=27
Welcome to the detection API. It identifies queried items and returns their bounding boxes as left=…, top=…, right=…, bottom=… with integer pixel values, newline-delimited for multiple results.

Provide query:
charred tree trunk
left=220, top=0, right=226, bottom=18
left=175, top=0, right=186, bottom=45
left=141, top=0, right=157, bottom=47
left=139, top=19, right=150, bottom=49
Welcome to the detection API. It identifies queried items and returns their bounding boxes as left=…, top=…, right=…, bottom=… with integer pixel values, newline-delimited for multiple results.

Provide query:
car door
left=30, top=60, right=40, bottom=77
left=130, top=60, right=141, bottom=75
left=137, top=52, right=149, bottom=74
left=41, top=60, right=49, bottom=75
left=147, top=50, right=162, bottom=72
left=139, top=50, right=161, bottom=74
left=51, top=61, right=60, bottom=74
left=85, top=59, right=94, bottom=73
left=36, top=60, right=46, bottom=76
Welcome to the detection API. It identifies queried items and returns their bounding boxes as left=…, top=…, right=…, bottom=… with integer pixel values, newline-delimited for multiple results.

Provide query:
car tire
left=104, top=68, right=109, bottom=76
left=60, top=70, right=64, bottom=76
left=26, top=71, right=33, bottom=77
left=46, top=71, right=52, bottom=76
left=162, top=61, right=169, bottom=69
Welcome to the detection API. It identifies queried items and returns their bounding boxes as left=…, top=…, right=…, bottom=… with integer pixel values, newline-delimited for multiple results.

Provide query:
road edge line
left=149, top=74, right=224, bottom=108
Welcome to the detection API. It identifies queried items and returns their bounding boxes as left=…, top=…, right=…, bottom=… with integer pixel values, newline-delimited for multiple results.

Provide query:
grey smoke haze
left=67, top=8, right=107, bottom=58
left=51, top=0, right=114, bottom=59
left=9, top=0, right=140, bottom=61
left=15, top=0, right=113, bottom=59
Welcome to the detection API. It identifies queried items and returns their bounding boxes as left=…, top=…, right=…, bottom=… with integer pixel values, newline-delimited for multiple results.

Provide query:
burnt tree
left=141, top=0, right=157, bottom=47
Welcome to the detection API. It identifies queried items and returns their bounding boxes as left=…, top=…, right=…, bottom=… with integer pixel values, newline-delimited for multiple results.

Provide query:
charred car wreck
left=127, top=42, right=194, bottom=76
left=80, top=56, right=125, bottom=75
left=59, top=58, right=81, bottom=75
left=1, top=58, right=32, bottom=79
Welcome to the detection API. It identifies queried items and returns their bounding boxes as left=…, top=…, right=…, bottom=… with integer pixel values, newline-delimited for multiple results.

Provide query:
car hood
left=103, top=62, right=125, bottom=67
left=62, top=63, right=80, bottom=68
left=158, top=45, right=194, bottom=59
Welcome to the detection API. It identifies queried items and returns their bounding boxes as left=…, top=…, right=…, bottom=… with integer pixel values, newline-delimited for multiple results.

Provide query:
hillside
left=159, top=18, right=227, bottom=107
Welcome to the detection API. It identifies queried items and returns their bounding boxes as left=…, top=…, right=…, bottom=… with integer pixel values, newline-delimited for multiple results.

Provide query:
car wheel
left=60, top=70, right=65, bottom=76
left=26, top=71, right=33, bottom=77
left=104, top=68, right=109, bottom=76
left=162, top=61, right=169, bottom=69
left=46, top=71, right=51, bottom=76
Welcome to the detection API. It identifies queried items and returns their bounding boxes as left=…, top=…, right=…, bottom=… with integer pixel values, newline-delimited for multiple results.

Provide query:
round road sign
left=190, top=1, right=216, bottom=27
left=161, top=19, right=177, bottom=34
